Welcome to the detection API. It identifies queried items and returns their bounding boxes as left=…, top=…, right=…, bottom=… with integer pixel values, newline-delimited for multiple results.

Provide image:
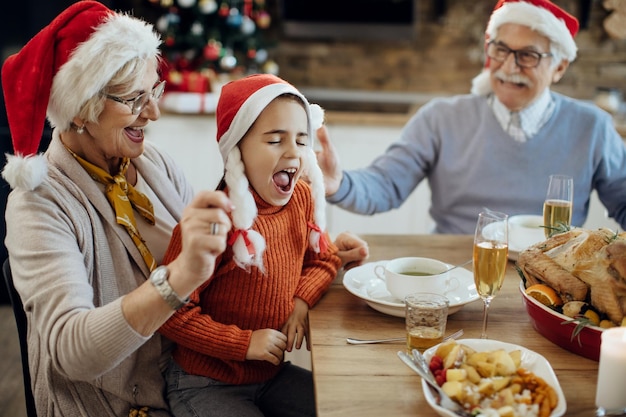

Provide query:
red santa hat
left=1, top=1, right=161, bottom=190
left=216, top=73, right=327, bottom=271
left=471, top=0, right=579, bottom=95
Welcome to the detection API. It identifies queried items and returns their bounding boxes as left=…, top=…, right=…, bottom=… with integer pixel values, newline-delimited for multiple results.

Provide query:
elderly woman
left=2, top=3, right=367, bottom=416
left=2, top=2, right=233, bottom=416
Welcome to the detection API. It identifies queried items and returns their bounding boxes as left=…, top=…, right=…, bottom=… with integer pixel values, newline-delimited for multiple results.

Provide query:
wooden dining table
left=308, top=234, right=599, bottom=417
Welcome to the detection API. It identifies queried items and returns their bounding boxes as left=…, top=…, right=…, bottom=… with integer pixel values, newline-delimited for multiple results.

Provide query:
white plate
left=342, top=260, right=479, bottom=317
left=421, top=339, right=567, bottom=417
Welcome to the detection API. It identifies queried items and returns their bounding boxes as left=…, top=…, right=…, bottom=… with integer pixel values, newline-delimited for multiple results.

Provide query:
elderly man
left=316, top=0, right=626, bottom=234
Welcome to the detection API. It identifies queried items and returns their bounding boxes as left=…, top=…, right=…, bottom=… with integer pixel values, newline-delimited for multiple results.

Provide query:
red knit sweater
left=159, top=180, right=341, bottom=384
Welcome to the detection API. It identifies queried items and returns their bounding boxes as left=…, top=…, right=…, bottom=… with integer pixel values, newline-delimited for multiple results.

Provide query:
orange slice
left=525, top=283, right=563, bottom=307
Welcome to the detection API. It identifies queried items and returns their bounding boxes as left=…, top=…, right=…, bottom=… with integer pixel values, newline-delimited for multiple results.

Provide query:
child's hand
left=246, top=329, right=287, bottom=365
left=281, top=298, right=310, bottom=352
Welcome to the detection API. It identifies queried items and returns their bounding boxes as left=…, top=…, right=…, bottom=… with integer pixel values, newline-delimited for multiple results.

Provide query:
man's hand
left=315, top=125, right=343, bottom=196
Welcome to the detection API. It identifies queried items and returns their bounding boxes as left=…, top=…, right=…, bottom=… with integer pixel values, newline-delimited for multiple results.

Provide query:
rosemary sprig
left=541, top=221, right=571, bottom=238
left=604, top=229, right=621, bottom=244
left=561, top=316, right=594, bottom=347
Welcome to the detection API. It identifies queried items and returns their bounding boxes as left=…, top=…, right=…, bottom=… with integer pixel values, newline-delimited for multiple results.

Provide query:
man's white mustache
left=493, top=70, right=533, bottom=88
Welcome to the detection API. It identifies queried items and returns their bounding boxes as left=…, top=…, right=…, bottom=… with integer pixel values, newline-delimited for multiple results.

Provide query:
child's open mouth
left=272, top=167, right=297, bottom=193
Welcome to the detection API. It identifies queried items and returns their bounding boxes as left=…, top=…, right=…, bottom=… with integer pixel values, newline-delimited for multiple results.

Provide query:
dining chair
left=2, top=258, right=38, bottom=417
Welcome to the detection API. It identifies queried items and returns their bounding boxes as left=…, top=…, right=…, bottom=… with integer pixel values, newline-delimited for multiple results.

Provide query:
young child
left=159, top=74, right=342, bottom=417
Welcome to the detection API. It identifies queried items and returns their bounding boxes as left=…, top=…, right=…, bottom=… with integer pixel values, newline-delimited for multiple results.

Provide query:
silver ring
left=210, top=222, right=219, bottom=235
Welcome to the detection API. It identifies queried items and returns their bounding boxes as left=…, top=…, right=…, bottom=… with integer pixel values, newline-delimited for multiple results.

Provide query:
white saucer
left=343, top=260, right=480, bottom=317
left=508, top=243, right=524, bottom=262
left=508, top=235, right=537, bottom=262
left=508, top=214, right=545, bottom=261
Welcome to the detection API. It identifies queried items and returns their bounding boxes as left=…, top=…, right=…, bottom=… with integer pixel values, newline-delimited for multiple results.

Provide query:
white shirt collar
left=489, top=89, right=554, bottom=142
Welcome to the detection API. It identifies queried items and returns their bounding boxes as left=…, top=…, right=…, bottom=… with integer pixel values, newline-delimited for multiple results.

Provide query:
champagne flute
left=543, top=174, right=573, bottom=238
left=473, top=210, right=508, bottom=339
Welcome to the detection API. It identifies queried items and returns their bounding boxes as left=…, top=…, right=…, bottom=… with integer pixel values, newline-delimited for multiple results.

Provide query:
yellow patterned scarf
left=67, top=148, right=157, bottom=271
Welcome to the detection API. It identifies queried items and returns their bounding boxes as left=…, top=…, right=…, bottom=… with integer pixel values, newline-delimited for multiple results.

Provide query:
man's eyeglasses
left=487, top=41, right=552, bottom=68
left=105, top=80, right=166, bottom=115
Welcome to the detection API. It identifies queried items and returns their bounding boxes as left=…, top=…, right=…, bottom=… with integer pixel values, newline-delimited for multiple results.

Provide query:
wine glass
left=543, top=174, right=573, bottom=238
left=473, top=210, right=508, bottom=339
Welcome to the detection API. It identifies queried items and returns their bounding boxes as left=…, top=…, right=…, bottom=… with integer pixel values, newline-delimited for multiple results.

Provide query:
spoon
left=397, top=350, right=472, bottom=417
left=445, top=259, right=472, bottom=272
left=346, top=328, right=463, bottom=345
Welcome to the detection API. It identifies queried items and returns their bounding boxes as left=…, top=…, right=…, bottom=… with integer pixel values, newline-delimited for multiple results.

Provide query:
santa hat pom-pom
left=305, top=147, right=328, bottom=253
left=309, top=103, right=325, bottom=131
left=309, top=229, right=328, bottom=253
left=224, top=147, right=267, bottom=271
left=2, top=153, right=48, bottom=191
left=225, top=147, right=258, bottom=229
left=231, top=228, right=266, bottom=273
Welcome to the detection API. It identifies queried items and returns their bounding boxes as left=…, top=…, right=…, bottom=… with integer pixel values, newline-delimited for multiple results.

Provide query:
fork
left=397, top=351, right=472, bottom=417
left=347, top=328, right=464, bottom=345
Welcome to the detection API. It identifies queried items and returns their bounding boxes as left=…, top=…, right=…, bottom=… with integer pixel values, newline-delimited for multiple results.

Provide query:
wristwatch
left=149, top=266, right=189, bottom=310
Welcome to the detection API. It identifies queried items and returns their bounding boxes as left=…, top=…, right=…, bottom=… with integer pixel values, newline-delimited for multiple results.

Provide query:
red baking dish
left=519, top=281, right=602, bottom=361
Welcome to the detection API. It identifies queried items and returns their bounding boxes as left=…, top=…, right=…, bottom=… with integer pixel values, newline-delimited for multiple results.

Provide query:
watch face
left=152, top=267, right=168, bottom=285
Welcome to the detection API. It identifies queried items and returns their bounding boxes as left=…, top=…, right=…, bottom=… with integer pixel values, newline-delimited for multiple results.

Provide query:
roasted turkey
left=517, top=228, right=626, bottom=325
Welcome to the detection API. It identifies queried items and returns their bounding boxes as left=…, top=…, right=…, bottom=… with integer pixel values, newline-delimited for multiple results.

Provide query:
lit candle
left=595, top=327, right=626, bottom=416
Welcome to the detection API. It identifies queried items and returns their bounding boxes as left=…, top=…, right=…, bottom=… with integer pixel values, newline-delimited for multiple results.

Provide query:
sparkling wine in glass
left=473, top=210, right=508, bottom=339
left=543, top=174, right=573, bottom=238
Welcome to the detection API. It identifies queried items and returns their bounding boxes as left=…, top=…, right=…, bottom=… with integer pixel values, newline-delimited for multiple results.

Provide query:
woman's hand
left=123, top=190, right=233, bottom=336
left=334, top=232, right=369, bottom=270
left=315, top=125, right=343, bottom=196
left=171, top=190, right=233, bottom=289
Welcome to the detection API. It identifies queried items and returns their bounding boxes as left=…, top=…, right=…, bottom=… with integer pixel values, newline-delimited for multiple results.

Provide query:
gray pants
left=165, top=360, right=316, bottom=417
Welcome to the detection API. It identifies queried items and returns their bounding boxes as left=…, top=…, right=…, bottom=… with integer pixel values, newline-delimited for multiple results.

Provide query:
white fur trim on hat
left=487, top=2, right=577, bottom=62
left=471, top=69, right=492, bottom=96
left=218, top=83, right=312, bottom=162
left=471, top=1, right=577, bottom=96
left=48, top=13, right=161, bottom=132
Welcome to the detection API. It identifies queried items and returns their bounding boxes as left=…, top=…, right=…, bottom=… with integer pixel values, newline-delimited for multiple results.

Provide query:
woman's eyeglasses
left=105, top=80, right=166, bottom=115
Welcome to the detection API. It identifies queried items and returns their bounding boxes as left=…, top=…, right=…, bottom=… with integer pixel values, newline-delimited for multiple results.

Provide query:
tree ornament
left=177, top=0, right=196, bottom=8
left=226, top=8, right=243, bottom=27
left=198, top=0, right=218, bottom=14
left=262, top=59, right=279, bottom=75
left=165, top=35, right=176, bottom=47
left=243, top=0, right=253, bottom=16
left=168, top=70, right=184, bottom=85
left=156, top=15, right=170, bottom=32
left=240, top=16, right=256, bottom=35
left=190, top=21, right=204, bottom=36
left=220, top=51, right=237, bottom=70
left=255, top=11, right=271, bottom=29
left=218, top=2, right=230, bottom=17
left=204, top=40, right=222, bottom=61
left=254, top=48, right=268, bottom=64
left=161, top=0, right=174, bottom=7
left=182, top=49, right=197, bottom=62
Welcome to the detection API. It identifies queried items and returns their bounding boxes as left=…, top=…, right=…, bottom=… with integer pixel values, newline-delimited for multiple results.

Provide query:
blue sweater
left=329, top=92, right=626, bottom=234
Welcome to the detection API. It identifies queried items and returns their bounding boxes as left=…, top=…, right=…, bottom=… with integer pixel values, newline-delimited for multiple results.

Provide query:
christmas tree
left=148, top=0, right=278, bottom=95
